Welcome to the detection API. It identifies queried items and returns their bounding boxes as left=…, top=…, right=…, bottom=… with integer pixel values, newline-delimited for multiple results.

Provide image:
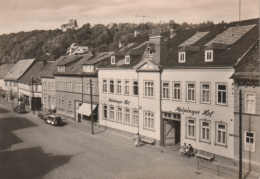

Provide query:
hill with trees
left=0, top=20, right=218, bottom=64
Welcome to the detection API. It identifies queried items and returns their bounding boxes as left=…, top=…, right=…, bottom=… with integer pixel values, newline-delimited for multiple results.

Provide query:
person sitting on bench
left=186, top=144, right=193, bottom=158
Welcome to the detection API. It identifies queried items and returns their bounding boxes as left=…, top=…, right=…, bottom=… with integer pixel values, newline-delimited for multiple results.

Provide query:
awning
left=77, top=103, right=97, bottom=116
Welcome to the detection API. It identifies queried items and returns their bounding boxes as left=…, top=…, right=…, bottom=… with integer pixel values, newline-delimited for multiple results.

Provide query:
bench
left=195, top=150, right=214, bottom=162
left=141, top=136, right=156, bottom=145
left=179, top=148, right=197, bottom=157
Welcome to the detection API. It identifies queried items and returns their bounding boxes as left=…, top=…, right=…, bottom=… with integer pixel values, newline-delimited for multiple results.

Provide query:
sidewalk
left=1, top=101, right=259, bottom=179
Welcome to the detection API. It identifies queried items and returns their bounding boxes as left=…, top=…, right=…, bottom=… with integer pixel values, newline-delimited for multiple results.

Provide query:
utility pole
left=239, top=89, right=242, bottom=179
left=90, top=79, right=94, bottom=134
left=31, top=77, right=34, bottom=115
left=136, top=14, right=156, bottom=34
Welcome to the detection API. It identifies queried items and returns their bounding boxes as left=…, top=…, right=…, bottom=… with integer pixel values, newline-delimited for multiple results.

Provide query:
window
left=78, top=83, right=82, bottom=93
left=201, top=84, right=210, bottom=103
left=58, top=66, right=65, bottom=72
left=124, top=80, right=130, bottom=95
left=162, top=82, right=169, bottom=99
left=201, top=120, right=210, bottom=142
left=217, top=84, right=227, bottom=105
left=51, top=98, right=54, bottom=107
left=133, top=109, right=139, bottom=126
left=86, top=83, right=94, bottom=94
left=103, top=104, right=107, bottom=119
left=5, top=81, right=7, bottom=86
left=109, top=105, right=115, bottom=120
left=35, top=85, right=38, bottom=92
left=111, top=56, right=115, bottom=64
left=43, top=97, right=47, bottom=104
left=144, top=81, right=154, bottom=97
left=69, top=82, right=72, bottom=91
left=48, top=82, right=50, bottom=90
left=125, top=108, right=130, bottom=124
left=216, top=123, right=227, bottom=146
left=187, top=118, right=195, bottom=139
left=173, top=82, right=181, bottom=100
left=58, top=82, right=61, bottom=90
left=125, top=55, right=130, bottom=64
left=117, top=80, right=122, bottom=94
left=68, top=101, right=72, bottom=111
left=74, top=82, right=78, bottom=92
left=205, top=50, right=213, bottom=62
left=144, top=111, right=154, bottom=130
left=83, top=65, right=95, bottom=72
left=244, top=131, right=255, bottom=152
left=245, top=93, right=255, bottom=114
left=109, top=80, right=114, bottom=93
left=43, top=82, right=46, bottom=90
left=61, top=100, right=64, bottom=109
left=187, top=83, right=195, bottom=102
left=117, top=107, right=122, bottom=122
left=179, top=52, right=185, bottom=63
left=58, top=99, right=61, bottom=108
left=65, top=82, right=69, bottom=91
left=133, top=81, right=138, bottom=96
left=102, top=79, right=107, bottom=93
left=148, top=48, right=153, bottom=55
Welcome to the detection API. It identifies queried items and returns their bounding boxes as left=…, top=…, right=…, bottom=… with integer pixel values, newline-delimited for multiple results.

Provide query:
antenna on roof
left=136, top=14, right=156, bottom=34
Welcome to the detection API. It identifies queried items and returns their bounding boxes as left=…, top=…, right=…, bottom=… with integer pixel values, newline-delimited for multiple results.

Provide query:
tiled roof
left=162, top=18, right=259, bottom=68
left=0, top=64, right=15, bottom=79
left=179, top=31, right=209, bottom=47
left=57, top=55, right=83, bottom=66
left=39, top=61, right=58, bottom=78
left=231, top=41, right=259, bottom=80
left=83, top=52, right=114, bottom=65
left=4, top=59, right=35, bottom=81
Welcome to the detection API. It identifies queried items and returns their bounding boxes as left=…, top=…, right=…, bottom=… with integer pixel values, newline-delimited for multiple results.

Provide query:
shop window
left=201, top=83, right=210, bottom=104
left=117, top=80, right=122, bottom=94
left=217, top=84, right=227, bottom=105
left=133, top=81, right=138, bottom=96
left=144, top=111, right=154, bottom=130
left=173, top=82, right=181, bottom=100
left=125, top=108, right=130, bottom=124
left=124, top=80, right=130, bottom=95
left=162, top=82, right=169, bottom=99
left=245, top=93, right=256, bottom=114
left=132, top=109, right=139, bottom=126
left=244, top=131, right=255, bottom=152
left=187, top=83, right=195, bottom=102
left=186, top=118, right=196, bottom=139
left=117, top=107, right=122, bottom=123
left=144, top=81, right=154, bottom=98
left=215, top=122, right=227, bottom=147
left=102, top=79, right=107, bottom=93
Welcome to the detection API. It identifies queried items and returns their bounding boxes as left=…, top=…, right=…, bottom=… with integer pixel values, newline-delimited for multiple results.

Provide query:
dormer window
left=125, top=55, right=130, bottom=64
left=58, top=66, right=65, bottom=72
left=178, top=52, right=186, bottom=63
left=148, top=48, right=154, bottom=55
left=111, top=56, right=115, bottom=64
left=205, top=50, right=213, bottom=62
left=83, top=65, right=95, bottom=72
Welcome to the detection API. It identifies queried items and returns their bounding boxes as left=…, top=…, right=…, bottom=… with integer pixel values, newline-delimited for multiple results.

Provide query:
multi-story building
left=18, top=61, right=55, bottom=110
left=3, top=59, right=35, bottom=103
left=55, top=52, right=113, bottom=122
left=98, top=18, right=259, bottom=166
left=231, top=40, right=259, bottom=171
left=0, top=64, right=15, bottom=101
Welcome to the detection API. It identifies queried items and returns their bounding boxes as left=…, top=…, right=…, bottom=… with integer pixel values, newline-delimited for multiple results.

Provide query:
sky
left=0, top=0, right=259, bottom=35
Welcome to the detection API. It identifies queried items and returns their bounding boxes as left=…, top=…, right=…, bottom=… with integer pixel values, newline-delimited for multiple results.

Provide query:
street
left=0, top=104, right=221, bottom=179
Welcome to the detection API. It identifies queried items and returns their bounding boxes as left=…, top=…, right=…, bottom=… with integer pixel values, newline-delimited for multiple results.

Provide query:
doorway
left=164, top=119, right=180, bottom=146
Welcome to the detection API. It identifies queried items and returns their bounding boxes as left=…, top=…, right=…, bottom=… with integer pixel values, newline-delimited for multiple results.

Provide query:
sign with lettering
left=108, top=98, right=130, bottom=105
left=175, top=106, right=214, bottom=117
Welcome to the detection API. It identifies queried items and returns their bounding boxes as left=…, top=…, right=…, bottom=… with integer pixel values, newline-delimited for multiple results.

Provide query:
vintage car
left=13, top=105, right=26, bottom=114
left=44, top=115, right=63, bottom=126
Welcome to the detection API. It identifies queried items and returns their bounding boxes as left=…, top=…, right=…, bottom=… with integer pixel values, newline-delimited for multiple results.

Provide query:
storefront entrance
left=164, top=119, right=180, bottom=146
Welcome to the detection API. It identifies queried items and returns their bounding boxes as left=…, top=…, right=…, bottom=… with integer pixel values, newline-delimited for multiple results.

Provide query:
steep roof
left=18, top=62, right=56, bottom=84
left=162, top=18, right=259, bottom=68
left=57, top=55, right=83, bottom=66
left=0, top=64, right=15, bottom=79
left=231, top=41, right=260, bottom=80
left=83, top=52, right=114, bottom=65
left=4, top=59, right=35, bottom=81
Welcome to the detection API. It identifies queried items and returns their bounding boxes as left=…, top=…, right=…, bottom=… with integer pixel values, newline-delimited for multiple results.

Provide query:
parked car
left=44, top=115, right=63, bottom=126
left=13, top=105, right=26, bottom=114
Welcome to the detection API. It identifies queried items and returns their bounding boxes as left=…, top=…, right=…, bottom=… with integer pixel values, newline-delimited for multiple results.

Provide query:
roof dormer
left=125, top=55, right=130, bottom=64
left=205, top=50, right=213, bottom=62
left=111, top=56, right=115, bottom=65
left=83, top=65, right=95, bottom=72
left=178, top=51, right=186, bottom=63
left=58, top=66, right=65, bottom=72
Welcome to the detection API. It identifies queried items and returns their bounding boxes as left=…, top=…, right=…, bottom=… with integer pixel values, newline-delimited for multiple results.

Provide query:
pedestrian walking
left=134, top=133, right=141, bottom=147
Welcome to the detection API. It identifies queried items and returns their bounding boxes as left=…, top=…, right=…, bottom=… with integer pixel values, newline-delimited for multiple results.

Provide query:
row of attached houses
left=0, top=18, right=258, bottom=171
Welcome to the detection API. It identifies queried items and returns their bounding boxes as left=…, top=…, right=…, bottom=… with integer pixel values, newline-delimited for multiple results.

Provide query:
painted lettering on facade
left=108, top=98, right=130, bottom=105
left=175, top=106, right=214, bottom=117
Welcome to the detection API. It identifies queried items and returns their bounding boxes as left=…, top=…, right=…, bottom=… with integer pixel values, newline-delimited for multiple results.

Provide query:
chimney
left=169, top=23, right=178, bottom=38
